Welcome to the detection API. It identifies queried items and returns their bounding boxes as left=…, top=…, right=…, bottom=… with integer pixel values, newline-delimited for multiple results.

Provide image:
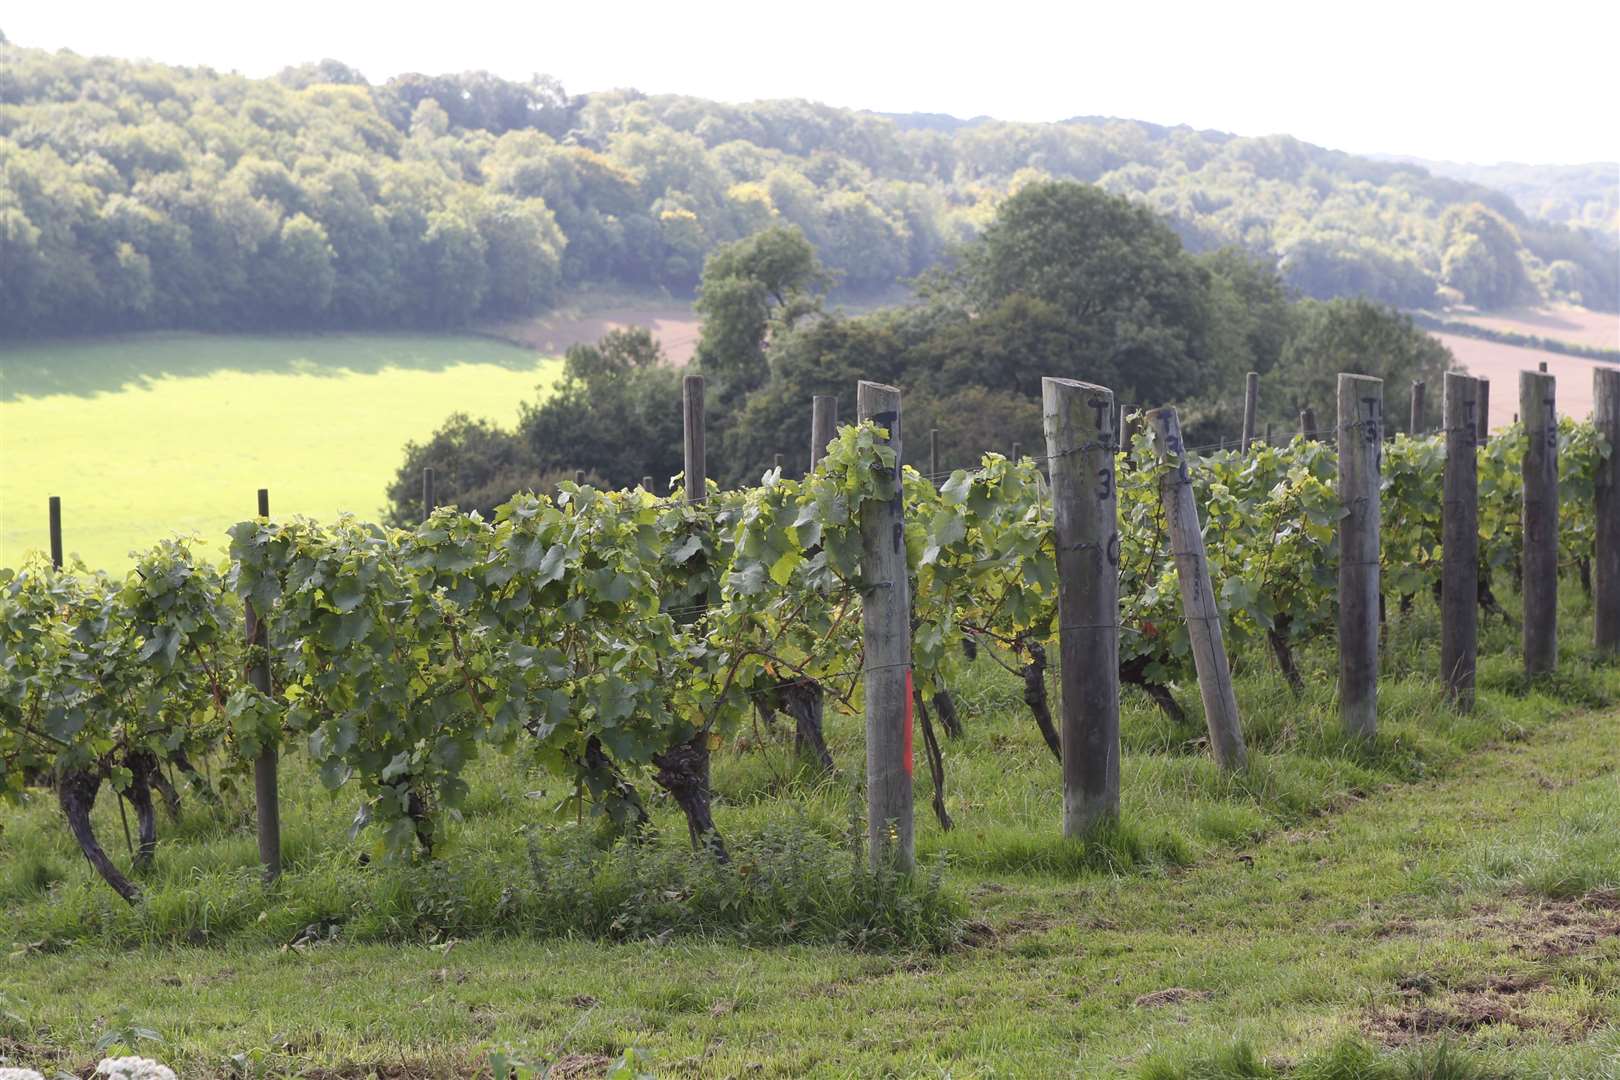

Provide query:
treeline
left=2, top=43, right=1616, bottom=339
left=386, top=181, right=1455, bottom=516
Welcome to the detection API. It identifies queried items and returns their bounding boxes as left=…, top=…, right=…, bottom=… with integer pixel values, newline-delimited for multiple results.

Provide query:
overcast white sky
left=7, top=0, right=1617, bottom=164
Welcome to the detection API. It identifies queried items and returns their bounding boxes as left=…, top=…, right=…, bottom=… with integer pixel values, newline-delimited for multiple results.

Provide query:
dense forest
left=1374, top=154, right=1618, bottom=236
left=384, top=181, right=1456, bottom=515
left=2, top=40, right=1616, bottom=338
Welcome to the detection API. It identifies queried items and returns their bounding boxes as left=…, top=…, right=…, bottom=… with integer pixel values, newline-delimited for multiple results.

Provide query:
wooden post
left=857, top=380, right=913, bottom=871
left=1521, top=370, right=1558, bottom=676
left=810, top=395, right=837, bottom=472
left=1441, top=372, right=1478, bottom=709
left=1042, top=377, right=1121, bottom=835
left=421, top=467, right=436, bottom=521
left=48, top=496, right=63, bottom=569
left=1594, top=367, right=1620, bottom=654
left=1148, top=407, right=1247, bottom=770
left=929, top=428, right=940, bottom=478
left=642, top=475, right=655, bottom=491
left=1475, top=378, right=1491, bottom=443
left=1300, top=406, right=1317, bottom=440
left=1240, top=371, right=1259, bottom=451
left=773, top=453, right=783, bottom=473
left=1539, top=361, right=1548, bottom=372
left=1264, top=421, right=1273, bottom=447
left=573, top=469, right=585, bottom=487
left=247, top=487, right=280, bottom=883
left=1410, top=380, right=1426, bottom=435
left=1337, top=374, right=1382, bottom=738
left=683, top=372, right=706, bottom=527
left=1011, top=441, right=1021, bottom=463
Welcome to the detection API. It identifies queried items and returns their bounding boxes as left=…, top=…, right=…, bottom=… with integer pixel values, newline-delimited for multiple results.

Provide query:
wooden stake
left=857, top=380, right=914, bottom=871
left=574, top=469, right=585, bottom=487
left=1148, top=406, right=1247, bottom=770
left=811, top=395, right=838, bottom=472
left=1520, top=370, right=1558, bottom=675
left=642, top=475, right=655, bottom=491
left=1594, top=367, right=1620, bottom=654
left=1337, top=375, right=1382, bottom=738
left=48, top=496, right=62, bottom=569
left=1300, top=406, right=1317, bottom=440
left=1475, top=378, right=1491, bottom=443
left=1441, top=372, right=1478, bottom=709
left=421, top=467, right=436, bottom=521
left=1011, top=441, right=1021, bottom=463
left=1240, top=371, right=1259, bottom=451
left=247, top=487, right=281, bottom=883
left=929, top=428, right=940, bottom=478
left=773, top=453, right=783, bottom=473
left=1410, top=380, right=1426, bottom=435
left=1041, top=377, right=1121, bottom=836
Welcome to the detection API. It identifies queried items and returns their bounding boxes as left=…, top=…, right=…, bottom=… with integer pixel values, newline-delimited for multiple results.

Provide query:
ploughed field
left=0, top=333, right=560, bottom=571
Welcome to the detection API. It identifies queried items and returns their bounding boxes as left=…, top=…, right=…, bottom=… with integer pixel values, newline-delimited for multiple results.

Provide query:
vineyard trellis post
left=1300, top=406, right=1317, bottom=440
left=773, top=453, right=783, bottom=473
left=811, top=395, right=838, bottom=472
left=421, top=467, right=435, bottom=522
left=642, top=475, right=654, bottom=491
left=929, top=428, right=939, bottom=479
left=1410, top=380, right=1426, bottom=435
left=574, top=469, right=585, bottom=487
left=1594, top=367, right=1620, bottom=654
left=857, top=380, right=914, bottom=872
left=1241, top=371, right=1259, bottom=450
left=1521, top=370, right=1558, bottom=675
left=1042, top=377, right=1121, bottom=835
left=48, top=496, right=63, bottom=569
left=1337, top=374, right=1382, bottom=738
left=1148, top=406, right=1247, bottom=770
left=247, top=486, right=281, bottom=883
left=1264, top=421, right=1274, bottom=447
left=1476, top=378, right=1491, bottom=443
left=1441, top=372, right=1478, bottom=709
left=1012, top=441, right=1022, bottom=463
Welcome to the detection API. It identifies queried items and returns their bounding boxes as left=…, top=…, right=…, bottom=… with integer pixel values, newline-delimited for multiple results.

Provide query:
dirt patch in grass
left=1134, top=987, right=1213, bottom=1008
left=1474, top=894, right=1620, bottom=958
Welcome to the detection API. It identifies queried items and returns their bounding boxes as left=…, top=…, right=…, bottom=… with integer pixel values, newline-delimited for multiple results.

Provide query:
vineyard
left=4, top=367, right=1617, bottom=917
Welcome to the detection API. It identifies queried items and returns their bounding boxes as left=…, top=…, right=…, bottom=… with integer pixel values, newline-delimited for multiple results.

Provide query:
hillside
left=1, top=42, right=1615, bottom=340
left=1372, top=154, right=1618, bottom=235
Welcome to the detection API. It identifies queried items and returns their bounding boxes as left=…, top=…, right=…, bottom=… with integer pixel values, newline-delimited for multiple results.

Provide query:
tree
left=1440, top=203, right=1532, bottom=309
left=1272, top=299, right=1454, bottom=431
left=693, top=225, right=828, bottom=397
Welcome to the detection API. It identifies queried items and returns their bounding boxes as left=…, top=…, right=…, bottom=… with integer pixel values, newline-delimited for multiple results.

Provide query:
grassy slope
left=2, top=587, right=1619, bottom=1077
left=0, top=333, right=560, bottom=571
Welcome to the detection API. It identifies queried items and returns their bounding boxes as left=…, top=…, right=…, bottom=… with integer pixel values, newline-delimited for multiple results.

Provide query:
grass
left=0, top=332, right=561, bottom=571
left=2, top=588, right=1620, bottom=1077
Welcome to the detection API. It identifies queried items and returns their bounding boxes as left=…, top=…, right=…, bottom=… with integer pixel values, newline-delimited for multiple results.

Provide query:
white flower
left=0, top=1067, right=47, bottom=1080
left=95, top=1058, right=177, bottom=1080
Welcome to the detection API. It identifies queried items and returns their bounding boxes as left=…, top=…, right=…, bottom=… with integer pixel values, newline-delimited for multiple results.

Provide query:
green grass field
left=3, top=588, right=1618, bottom=1078
left=0, top=333, right=561, bottom=572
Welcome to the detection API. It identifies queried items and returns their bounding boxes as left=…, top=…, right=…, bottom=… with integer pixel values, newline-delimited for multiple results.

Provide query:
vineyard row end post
left=1410, top=379, right=1426, bottom=435
left=810, top=395, right=837, bottom=472
left=1300, top=406, right=1317, bottom=440
left=1337, top=374, right=1383, bottom=739
left=856, top=380, right=915, bottom=872
left=1241, top=371, right=1259, bottom=451
left=1520, top=370, right=1558, bottom=676
left=1042, top=377, right=1121, bottom=837
left=421, top=467, right=436, bottom=522
left=247, top=486, right=281, bottom=883
left=1148, top=406, right=1247, bottom=770
left=1594, top=367, right=1620, bottom=654
left=1441, top=372, right=1478, bottom=709
left=1476, top=378, right=1491, bottom=443
left=48, top=496, right=63, bottom=569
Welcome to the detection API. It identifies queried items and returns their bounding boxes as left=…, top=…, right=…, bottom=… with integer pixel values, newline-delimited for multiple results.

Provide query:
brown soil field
left=479, top=289, right=700, bottom=364
left=1443, top=304, right=1619, bottom=352
left=1433, top=332, right=1615, bottom=429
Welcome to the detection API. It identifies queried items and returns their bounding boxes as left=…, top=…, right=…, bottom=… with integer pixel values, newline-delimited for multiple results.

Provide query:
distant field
left=1433, top=332, right=1609, bottom=430
left=0, top=333, right=560, bottom=571
left=1442, top=304, right=1619, bottom=352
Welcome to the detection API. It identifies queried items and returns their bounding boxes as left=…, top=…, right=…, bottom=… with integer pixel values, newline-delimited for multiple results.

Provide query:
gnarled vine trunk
left=776, top=678, right=836, bottom=774
left=582, top=734, right=649, bottom=834
left=1020, top=640, right=1062, bottom=762
left=127, top=750, right=159, bottom=869
left=58, top=768, right=140, bottom=903
left=654, top=733, right=728, bottom=862
left=911, top=685, right=953, bottom=830
left=931, top=683, right=963, bottom=739
left=1119, top=654, right=1186, bottom=726
left=1267, top=614, right=1305, bottom=696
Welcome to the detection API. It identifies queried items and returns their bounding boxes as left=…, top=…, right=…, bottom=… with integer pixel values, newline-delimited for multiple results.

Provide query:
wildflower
left=0, top=1068, right=47, bottom=1080
left=95, top=1059, right=177, bottom=1080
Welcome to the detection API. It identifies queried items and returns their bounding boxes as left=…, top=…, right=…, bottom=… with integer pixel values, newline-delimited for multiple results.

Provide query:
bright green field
left=0, top=333, right=561, bottom=571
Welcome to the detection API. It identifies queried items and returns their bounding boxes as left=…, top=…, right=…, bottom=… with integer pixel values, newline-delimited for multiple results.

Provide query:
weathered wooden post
left=641, top=475, right=655, bottom=491
left=1539, top=361, right=1548, bottom=372
left=929, top=428, right=940, bottom=478
left=573, top=469, right=585, bottom=487
left=1595, top=367, right=1620, bottom=654
left=1148, top=406, right=1247, bottom=770
left=1410, top=380, right=1426, bottom=435
left=1264, top=421, right=1274, bottom=447
left=1441, top=372, right=1478, bottom=709
left=421, top=467, right=436, bottom=521
left=1300, top=406, right=1317, bottom=440
left=1476, top=378, right=1491, bottom=443
left=1011, top=441, right=1022, bottom=463
left=246, top=487, right=280, bottom=883
left=1337, top=375, right=1382, bottom=738
left=857, top=380, right=914, bottom=871
left=1521, top=370, right=1558, bottom=675
left=773, top=453, right=783, bottom=473
left=1042, top=377, right=1121, bottom=835
left=810, top=395, right=837, bottom=472
left=48, top=496, right=63, bottom=569
left=1241, top=372, right=1259, bottom=450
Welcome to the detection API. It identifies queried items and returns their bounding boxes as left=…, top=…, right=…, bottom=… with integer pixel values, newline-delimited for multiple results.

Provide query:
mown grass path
left=6, top=698, right=1617, bottom=1078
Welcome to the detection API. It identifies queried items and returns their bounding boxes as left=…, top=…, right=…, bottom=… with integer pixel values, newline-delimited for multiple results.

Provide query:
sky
left=6, top=0, right=1618, bottom=165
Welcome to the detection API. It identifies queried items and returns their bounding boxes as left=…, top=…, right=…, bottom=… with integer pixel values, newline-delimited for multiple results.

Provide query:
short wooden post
left=857, top=380, right=914, bottom=871
left=810, top=394, right=837, bottom=472
left=929, top=428, right=940, bottom=478
left=1148, top=407, right=1247, bottom=770
left=421, top=467, right=436, bottom=521
left=1042, top=377, right=1121, bottom=835
left=1337, top=375, right=1382, bottom=738
left=642, top=475, right=655, bottom=491
left=1300, top=406, right=1317, bottom=440
left=1594, top=367, right=1620, bottom=654
left=1240, top=372, right=1259, bottom=450
left=773, top=453, right=783, bottom=473
left=247, top=487, right=280, bottom=883
left=1521, top=370, right=1558, bottom=675
left=1410, top=380, right=1426, bottom=435
left=573, top=469, right=585, bottom=487
left=1441, top=373, right=1478, bottom=708
left=684, top=376, right=706, bottom=499
left=1539, top=361, right=1548, bottom=372
left=1263, top=421, right=1273, bottom=447
left=1011, top=441, right=1021, bottom=463
left=48, top=496, right=63, bottom=569
left=1476, top=378, right=1491, bottom=443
